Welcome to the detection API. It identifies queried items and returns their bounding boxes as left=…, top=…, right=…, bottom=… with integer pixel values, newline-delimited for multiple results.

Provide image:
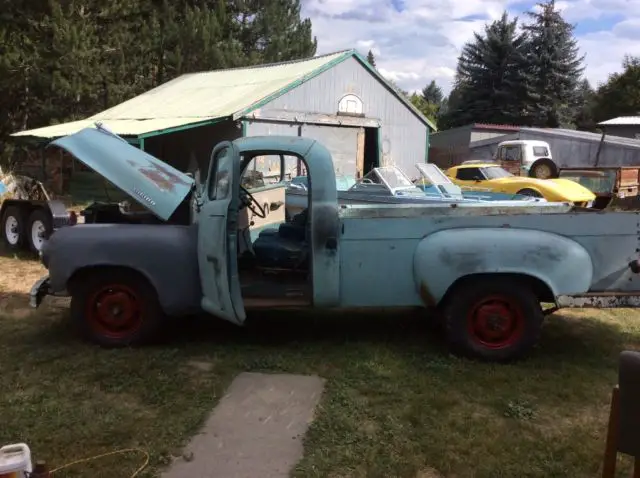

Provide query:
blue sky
left=301, top=0, right=640, bottom=94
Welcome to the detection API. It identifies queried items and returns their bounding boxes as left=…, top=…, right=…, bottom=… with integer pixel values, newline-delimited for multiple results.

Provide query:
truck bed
left=337, top=204, right=639, bottom=307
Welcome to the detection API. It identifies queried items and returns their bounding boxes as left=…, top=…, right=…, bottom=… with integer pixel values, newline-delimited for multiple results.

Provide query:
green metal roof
left=12, top=49, right=436, bottom=141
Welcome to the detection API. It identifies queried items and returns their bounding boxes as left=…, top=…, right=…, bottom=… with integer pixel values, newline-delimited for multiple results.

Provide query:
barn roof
left=12, top=50, right=436, bottom=142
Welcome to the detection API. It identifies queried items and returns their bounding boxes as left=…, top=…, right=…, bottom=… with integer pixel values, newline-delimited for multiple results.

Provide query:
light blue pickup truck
left=30, top=127, right=640, bottom=362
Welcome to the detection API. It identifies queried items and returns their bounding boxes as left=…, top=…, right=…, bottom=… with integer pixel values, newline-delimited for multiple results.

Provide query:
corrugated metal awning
left=11, top=117, right=214, bottom=140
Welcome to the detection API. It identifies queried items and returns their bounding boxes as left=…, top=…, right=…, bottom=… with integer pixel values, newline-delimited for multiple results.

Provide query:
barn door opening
left=363, top=127, right=380, bottom=175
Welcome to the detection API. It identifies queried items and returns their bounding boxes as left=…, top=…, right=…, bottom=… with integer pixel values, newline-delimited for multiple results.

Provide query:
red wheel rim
left=86, top=284, right=143, bottom=339
left=467, top=295, right=524, bottom=349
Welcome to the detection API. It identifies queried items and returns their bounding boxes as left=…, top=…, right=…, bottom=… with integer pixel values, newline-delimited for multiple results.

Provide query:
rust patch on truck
left=138, top=163, right=191, bottom=192
left=419, top=282, right=436, bottom=307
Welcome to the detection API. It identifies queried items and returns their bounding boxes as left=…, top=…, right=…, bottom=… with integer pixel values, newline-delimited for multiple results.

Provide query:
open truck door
left=197, top=142, right=246, bottom=325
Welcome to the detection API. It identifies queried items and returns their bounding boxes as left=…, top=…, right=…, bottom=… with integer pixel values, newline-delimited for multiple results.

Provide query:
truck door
left=498, top=145, right=524, bottom=176
left=197, top=142, right=246, bottom=324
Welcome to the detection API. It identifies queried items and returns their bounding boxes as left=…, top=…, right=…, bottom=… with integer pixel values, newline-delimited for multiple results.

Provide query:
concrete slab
left=163, top=372, right=326, bottom=478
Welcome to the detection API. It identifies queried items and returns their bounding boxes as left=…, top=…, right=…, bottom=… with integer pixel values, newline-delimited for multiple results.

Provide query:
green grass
left=0, top=252, right=639, bottom=477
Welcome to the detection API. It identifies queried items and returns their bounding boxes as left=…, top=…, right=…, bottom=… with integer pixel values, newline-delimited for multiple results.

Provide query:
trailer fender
left=413, top=227, right=593, bottom=305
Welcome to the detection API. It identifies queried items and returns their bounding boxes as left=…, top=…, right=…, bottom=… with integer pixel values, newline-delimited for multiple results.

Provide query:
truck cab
left=495, top=140, right=558, bottom=179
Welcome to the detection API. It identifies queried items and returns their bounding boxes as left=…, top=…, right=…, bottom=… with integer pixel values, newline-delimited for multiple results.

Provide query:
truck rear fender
left=413, top=227, right=593, bottom=305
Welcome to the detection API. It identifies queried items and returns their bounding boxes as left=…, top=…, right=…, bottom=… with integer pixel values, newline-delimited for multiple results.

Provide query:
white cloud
left=303, top=0, right=640, bottom=95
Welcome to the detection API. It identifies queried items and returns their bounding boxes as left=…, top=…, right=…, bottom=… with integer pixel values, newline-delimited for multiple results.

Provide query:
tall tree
left=366, top=50, right=376, bottom=68
left=522, top=0, right=585, bottom=127
left=592, top=56, right=640, bottom=124
left=573, top=78, right=597, bottom=131
left=421, top=80, right=443, bottom=105
left=441, top=12, right=531, bottom=128
left=228, top=0, right=317, bottom=64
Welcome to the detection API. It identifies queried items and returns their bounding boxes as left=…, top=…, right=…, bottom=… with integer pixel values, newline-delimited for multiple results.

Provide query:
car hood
left=49, top=126, right=195, bottom=221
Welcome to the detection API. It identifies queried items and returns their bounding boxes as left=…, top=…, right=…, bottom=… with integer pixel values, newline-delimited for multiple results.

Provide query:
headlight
left=586, top=200, right=593, bottom=208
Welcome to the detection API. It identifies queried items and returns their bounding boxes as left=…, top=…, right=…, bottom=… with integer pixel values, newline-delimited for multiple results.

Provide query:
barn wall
left=258, top=57, right=428, bottom=176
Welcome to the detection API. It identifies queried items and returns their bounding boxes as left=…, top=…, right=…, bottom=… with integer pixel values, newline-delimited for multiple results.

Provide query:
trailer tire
left=26, top=208, right=53, bottom=254
left=70, top=268, right=165, bottom=348
left=1, top=205, right=26, bottom=251
left=529, top=159, right=558, bottom=179
left=442, top=277, right=544, bottom=362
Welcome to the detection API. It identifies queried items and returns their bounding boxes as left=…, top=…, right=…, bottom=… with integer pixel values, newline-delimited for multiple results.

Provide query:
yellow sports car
left=445, top=162, right=596, bottom=206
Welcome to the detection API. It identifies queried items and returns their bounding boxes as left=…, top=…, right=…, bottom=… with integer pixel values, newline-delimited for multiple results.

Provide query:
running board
left=557, top=293, right=640, bottom=308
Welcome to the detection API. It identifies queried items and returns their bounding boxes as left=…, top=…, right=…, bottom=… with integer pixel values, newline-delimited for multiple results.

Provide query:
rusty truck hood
left=49, top=126, right=194, bottom=221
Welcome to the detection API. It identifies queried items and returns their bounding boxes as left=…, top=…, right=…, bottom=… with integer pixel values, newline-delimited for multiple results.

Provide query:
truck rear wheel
left=70, top=269, right=164, bottom=347
left=442, top=278, right=543, bottom=362
left=1, top=205, right=26, bottom=251
left=27, top=208, right=53, bottom=254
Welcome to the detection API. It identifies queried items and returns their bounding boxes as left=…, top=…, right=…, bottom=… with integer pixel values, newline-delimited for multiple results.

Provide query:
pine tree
left=441, top=12, right=531, bottom=127
left=592, top=56, right=640, bottom=124
left=366, top=50, right=376, bottom=68
left=573, top=79, right=597, bottom=131
left=228, top=0, right=317, bottom=64
left=421, top=80, right=443, bottom=105
left=522, top=0, right=585, bottom=127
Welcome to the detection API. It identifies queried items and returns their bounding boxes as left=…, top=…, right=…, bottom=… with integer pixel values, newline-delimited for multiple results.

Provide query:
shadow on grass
left=17, top=293, right=640, bottom=373
left=0, top=245, right=37, bottom=261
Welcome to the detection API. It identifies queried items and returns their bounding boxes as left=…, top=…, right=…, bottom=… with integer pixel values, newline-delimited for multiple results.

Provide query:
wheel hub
left=4, top=216, right=19, bottom=245
left=89, top=286, right=142, bottom=338
left=468, top=297, right=524, bottom=349
left=31, top=220, right=46, bottom=250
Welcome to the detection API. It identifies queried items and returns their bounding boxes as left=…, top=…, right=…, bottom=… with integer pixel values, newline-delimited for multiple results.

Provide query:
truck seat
left=253, top=210, right=309, bottom=270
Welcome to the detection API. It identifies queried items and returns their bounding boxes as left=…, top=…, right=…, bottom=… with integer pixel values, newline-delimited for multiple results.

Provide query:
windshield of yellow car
left=480, top=166, right=514, bottom=179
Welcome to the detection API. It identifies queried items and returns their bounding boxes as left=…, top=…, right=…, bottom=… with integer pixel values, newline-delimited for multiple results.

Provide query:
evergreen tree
left=522, top=0, right=585, bottom=127
left=592, top=56, right=640, bottom=124
left=366, top=50, right=376, bottom=68
left=228, top=0, right=317, bottom=64
left=421, top=80, right=443, bottom=105
left=573, top=79, right=597, bottom=131
left=441, top=12, right=531, bottom=127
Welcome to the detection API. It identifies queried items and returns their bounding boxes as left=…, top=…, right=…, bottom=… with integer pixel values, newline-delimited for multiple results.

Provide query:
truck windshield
left=481, top=166, right=514, bottom=179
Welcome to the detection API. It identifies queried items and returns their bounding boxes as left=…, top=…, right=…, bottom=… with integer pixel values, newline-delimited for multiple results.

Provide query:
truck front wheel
left=442, top=278, right=544, bottom=362
left=70, top=269, right=164, bottom=347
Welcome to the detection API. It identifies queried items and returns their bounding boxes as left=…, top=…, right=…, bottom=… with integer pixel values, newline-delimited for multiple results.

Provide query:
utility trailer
left=0, top=175, right=77, bottom=253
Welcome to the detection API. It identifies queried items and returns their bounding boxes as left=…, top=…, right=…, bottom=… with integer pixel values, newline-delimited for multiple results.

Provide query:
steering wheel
left=240, top=186, right=266, bottom=218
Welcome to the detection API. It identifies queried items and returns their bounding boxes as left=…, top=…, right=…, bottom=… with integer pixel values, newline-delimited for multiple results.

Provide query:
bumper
left=29, top=275, right=51, bottom=309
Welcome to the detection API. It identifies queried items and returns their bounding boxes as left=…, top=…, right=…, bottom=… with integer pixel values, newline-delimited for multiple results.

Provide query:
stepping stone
left=163, top=372, right=325, bottom=478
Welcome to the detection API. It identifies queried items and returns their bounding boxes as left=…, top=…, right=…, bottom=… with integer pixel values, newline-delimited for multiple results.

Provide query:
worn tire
left=517, top=188, right=544, bottom=198
left=26, top=208, right=53, bottom=254
left=441, top=278, right=544, bottom=362
left=1, top=205, right=26, bottom=251
left=70, top=268, right=165, bottom=348
left=529, top=159, right=558, bottom=179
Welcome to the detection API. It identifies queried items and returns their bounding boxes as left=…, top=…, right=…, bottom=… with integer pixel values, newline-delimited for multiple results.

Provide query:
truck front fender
left=413, top=227, right=593, bottom=305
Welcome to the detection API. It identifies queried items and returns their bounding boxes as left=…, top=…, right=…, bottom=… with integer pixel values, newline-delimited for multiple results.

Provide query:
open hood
left=49, top=126, right=194, bottom=221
